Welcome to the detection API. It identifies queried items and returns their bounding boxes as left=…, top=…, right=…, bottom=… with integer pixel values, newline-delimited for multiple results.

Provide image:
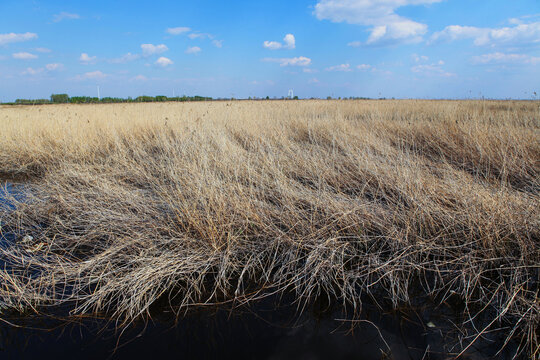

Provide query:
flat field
left=0, top=100, right=538, bottom=356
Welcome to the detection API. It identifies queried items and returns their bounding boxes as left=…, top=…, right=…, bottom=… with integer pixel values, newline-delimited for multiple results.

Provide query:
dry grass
left=0, top=100, right=539, bottom=357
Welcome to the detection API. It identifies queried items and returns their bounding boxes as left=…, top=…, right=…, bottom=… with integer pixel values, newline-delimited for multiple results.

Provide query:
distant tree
left=51, top=94, right=69, bottom=103
left=293, top=96, right=299, bottom=100
left=135, top=96, right=156, bottom=102
left=266, top=96, right=270, bottom=100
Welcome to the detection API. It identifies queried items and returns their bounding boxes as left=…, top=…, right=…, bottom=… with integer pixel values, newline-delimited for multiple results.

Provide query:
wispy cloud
left=79, top=53, right=97, bottom=64
left=263, top=56, right=312, bottom=67
left=166, top=26, right=221, bottom=48
left=0, top=32, right=37, bottom=46
left=74, top=70, right=107, bottom=81
left=347, top=41, right=362, bottom=47
left=263, top=34, right=296, bottom=50
left=141, top=44, right=168, bottom=56
left=22, top=63, right=64, bottom=76
left=411, top=61, right=454, bottom=77
left=472, top=52, right=540, bottom=65
left=132, top=75, right=148, bottom=81
left=155, top=57, right=173, bottom=67
left=84, top=70, right=106, bottom=79
left=109, top=52, right=140, bottom=64
left=13, top=52, right=38, bottom=60
left=185, top=46, right=201, bottom=54
left=166, top=27, right=191, bottom=35
left=325, top=63, right=352, bottom=72
left=45, top=63, right=64, bottom=71
left=412, top=54, right=429, bottom=63
left=53, top=12, right=80, bottom=23
left=188, top=33, right=213, bottom=40
left=357, top=64, right=372, bottom=70
left=22, top=67, right=44, bottom=75
left=430, top=20, right=540, bottom=47
left=35, top=47, right=52, bottom=53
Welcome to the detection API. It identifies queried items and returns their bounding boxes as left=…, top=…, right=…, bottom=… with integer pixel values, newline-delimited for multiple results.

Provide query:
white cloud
left=308, top=78, right=320, bottom=84
left=212, top=40, right=223, bottom=48
left=430, top=21, right=540, bottom=47
left=263, top=56, right=312, bottom=67
left=186, top=46, right=201, bottom=54
left=0, top=32, right=38, bottom=46
left=472, top=52, right=540, bottom=65
left=263, top=41, right=283, bottom=50
left=110, top=52, right=140, bottom=64
left=13, top=52, right=38, bottom=60
left=357, top=64, right=372, bottom=70
left=283, top=34, right=296, bottom=49
left=303, top=68, right=318, bottom=73
left=263, top=41, right=282, bottom=50
left=141, top=44, right=168, bottom=56
left=79, top=53, right=97, bottom=64
left=22, top=67, right=43, bottom=75
left=53, top=12, right=80, bottom=23
left=35, top=47, right=52, bottom=53
left=46, top=63, right=64, bottom=71
left=326, top=63, right=352, bottom=72
left=367, top=22, right=427, bottom=45
left=314, top=0, right=441, bottom=45
left=166, top=27, right=191, bottom=35
left=155, top=57, right=173, bottom=67
left=263, top=34, right=296, bottom=50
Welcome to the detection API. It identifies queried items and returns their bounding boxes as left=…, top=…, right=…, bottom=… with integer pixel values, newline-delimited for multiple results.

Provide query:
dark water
left=0, top=183, right=523, bottom=360
left=0, top=182, right=23, bottom=212
left=0, top=182, right=18, bottom=250
left=0, top=181, right=16, bottom=248
left=0, top=292, right=521, bottom=360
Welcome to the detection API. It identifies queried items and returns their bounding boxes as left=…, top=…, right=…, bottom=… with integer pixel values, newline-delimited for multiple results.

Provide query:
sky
left=0, top=0, right=539, bottom=101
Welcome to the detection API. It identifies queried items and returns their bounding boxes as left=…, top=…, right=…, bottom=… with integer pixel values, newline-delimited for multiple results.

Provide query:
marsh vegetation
left=0, top=100, right=538, bottom=358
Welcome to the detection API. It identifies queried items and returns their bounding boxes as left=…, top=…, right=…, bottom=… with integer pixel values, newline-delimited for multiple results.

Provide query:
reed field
left=0, top=100, right=538, bottom=357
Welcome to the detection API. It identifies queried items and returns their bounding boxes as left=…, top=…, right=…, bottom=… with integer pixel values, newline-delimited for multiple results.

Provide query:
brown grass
left=0, top=100, right=538, bottom=357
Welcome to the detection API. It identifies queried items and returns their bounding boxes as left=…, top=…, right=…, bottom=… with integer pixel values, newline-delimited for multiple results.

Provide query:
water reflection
left=0, top=294, right=521, bottom=360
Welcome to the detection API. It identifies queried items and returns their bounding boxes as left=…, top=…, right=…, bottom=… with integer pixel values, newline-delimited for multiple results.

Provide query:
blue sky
left=0, top=0, right=539, bottom=101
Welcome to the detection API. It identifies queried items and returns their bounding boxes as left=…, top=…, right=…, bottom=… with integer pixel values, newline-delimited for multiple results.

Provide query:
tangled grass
left=0, top=100, right=538, bottom=357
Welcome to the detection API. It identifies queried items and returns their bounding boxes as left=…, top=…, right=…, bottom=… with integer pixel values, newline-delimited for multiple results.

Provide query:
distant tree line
left=6, top=94, right=380, bottom=105
left=9, top=94, right=213, bottom=105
